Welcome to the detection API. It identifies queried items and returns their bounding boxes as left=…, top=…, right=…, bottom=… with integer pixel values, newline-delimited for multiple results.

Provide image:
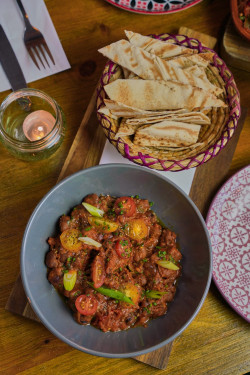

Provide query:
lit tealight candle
left=23, top=110, right=56, bottom=141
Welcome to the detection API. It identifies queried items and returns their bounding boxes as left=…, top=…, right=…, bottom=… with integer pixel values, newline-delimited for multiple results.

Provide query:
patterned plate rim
left=104, top=0, right=203, bottom=15
left=206, top=165, right=250, bottom=323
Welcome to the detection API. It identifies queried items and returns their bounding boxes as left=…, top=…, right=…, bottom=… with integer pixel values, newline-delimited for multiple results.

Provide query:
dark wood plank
left=134, top=342, right=174, bottom=369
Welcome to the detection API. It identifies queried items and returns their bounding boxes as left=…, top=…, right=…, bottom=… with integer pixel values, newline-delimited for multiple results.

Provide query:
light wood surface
left=1, top=0, right=250, bottom=374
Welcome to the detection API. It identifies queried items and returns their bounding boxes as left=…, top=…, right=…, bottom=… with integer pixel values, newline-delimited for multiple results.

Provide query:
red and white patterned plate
left=104, top=0, right=203, bottom=15
left=206, top=165, right=250, bottom=323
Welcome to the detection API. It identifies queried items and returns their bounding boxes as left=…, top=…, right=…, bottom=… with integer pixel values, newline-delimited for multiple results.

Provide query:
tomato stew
left=46, top=194, right=182, bottom=332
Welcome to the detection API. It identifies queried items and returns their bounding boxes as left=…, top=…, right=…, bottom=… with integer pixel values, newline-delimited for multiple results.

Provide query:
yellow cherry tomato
left=88, top=216, right=119, bottom=233
left=60, top=229, right=82, bottom=252
left=122, top=283, right=140, bottom=305
left=125, top=219, right=148, bottom=241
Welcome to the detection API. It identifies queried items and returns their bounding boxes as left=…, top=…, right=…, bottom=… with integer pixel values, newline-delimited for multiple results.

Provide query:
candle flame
left=23, top=110, right=56, bottom=141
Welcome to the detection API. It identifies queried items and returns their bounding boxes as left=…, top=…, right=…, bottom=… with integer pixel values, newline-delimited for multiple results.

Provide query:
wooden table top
left=1, top=0, right=249, bottom=374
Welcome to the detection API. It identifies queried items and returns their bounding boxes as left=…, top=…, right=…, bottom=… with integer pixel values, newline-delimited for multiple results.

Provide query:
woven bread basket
left=96, top=33, right=240, bottom=172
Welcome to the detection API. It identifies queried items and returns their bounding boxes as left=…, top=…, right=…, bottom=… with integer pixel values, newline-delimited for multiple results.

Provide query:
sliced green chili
left=144, top=290, right=167, bottom=299
left=82, top=202, right=104, bottom=217
left=88, top=282, right=134, bottom=305
left=156, top=260, right=179, bottom=270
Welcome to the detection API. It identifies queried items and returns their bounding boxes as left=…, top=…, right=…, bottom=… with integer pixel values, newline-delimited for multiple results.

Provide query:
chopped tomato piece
left=60, top=229, right=82, bottom=252
left=114, top=197, right=136, bottom=217
left=91, top=255, right=106, bottom=288
left=75, top=294, right=98, bottom=315
left=115, top=238, right=132, bottom=258
left=88, top=216, right=118, bottom=233
left=125, top=219, right=148, bottom=241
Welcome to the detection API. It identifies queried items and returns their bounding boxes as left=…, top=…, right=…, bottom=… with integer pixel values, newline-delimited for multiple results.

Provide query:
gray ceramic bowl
left=21, top=164, right=212, bottom=358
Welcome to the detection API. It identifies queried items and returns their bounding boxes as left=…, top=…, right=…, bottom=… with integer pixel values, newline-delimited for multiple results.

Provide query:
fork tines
left=16, top=0, right=56, bottom=70
left=27, top=40, right=55, bottom=70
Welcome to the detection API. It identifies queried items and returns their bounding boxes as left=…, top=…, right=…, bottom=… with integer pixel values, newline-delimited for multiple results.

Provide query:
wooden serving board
left=221, top=17, right=250, bottom=73
left=5, top=28, right=246, bottom=370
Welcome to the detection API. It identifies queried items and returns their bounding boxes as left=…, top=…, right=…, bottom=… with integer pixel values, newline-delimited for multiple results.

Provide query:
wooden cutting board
left=5, top=28, right=246, bottom=370
left=221, top=17, right=250, bottom=73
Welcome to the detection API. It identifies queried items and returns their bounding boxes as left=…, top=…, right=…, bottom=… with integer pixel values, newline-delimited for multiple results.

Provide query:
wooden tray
left=5, top=28, right=246, bottom=370
left=221, top=17, right=250, bottom=73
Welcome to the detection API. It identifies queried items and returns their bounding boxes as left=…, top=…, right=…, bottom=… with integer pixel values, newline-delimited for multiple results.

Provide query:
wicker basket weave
left=96, top=34, right=240, bottom=172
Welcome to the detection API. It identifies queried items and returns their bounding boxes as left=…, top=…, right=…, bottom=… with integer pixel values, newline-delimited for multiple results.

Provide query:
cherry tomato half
left=125, top=219, right=148, bottom=241
left=91, top=255, right=106, bottom=288
left=88, top=216, right=118, bottom=233
left=60, top=229, right=82, bottom=252
left=114, top=197, right=136, bottom=217
left=75, top=294, right=98, bottom=316
left=115, top=238, right=132, bottom=258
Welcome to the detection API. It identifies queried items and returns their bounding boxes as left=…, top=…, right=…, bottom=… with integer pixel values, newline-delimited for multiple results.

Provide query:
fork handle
left=16, top=0, right=33, bottom=29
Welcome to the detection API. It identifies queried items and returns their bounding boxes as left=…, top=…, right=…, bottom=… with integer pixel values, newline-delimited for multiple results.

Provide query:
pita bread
left=115, top=118, right=141, bottom=138
left=99, top=40, right=221, bottom=94
left=125, top=111, right=211, bottom=126
left=104, top=79, right=227, bottom=111
left=125, top=30, right=214, bottom=64
left=97, top=106, right=118, bottom=120
left=99, top=99, right=188, bottom=118
left=101, top=98, right=211, bottom=117
left=133, top=121, right=201, bottom=147
left=125, top=30, right=196, bottom=58
left=169, top=54, right=209, bottom=68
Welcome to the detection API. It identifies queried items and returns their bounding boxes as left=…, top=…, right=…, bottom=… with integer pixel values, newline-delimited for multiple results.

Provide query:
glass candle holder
left=0, top=88, right=65, bottom=161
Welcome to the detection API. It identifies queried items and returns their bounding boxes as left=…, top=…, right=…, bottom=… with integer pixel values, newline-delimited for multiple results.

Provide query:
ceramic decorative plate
left=105, top=0, right=203, bottom=14
left=206, top=166, right=250, bottom=323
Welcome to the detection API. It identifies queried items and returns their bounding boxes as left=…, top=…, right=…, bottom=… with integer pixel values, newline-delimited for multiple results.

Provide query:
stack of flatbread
left=97, top=31, right=229, bottom=162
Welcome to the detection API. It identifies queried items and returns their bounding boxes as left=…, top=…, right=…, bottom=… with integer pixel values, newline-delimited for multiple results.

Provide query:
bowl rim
left=21, top=163, right=213, bottom=358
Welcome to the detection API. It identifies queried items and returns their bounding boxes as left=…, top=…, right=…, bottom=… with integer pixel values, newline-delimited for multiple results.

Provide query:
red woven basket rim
left=96, top=33, right=241, bottom=172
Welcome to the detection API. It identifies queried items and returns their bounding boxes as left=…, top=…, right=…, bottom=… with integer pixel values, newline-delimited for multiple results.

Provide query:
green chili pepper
left=156, top=260, right=179, bottom=270
left=88, top=282, right=134, bottom=305
left=144, top=290, right=167, bottom=299
left=82, top=202, right=104, bottom=217
left=63, top=270, right=77, bottom=291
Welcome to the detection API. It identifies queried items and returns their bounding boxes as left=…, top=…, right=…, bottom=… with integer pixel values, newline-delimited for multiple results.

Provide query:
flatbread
left=115, top=118, right=141, bottom=138
left=98, top=99, right=189, bottom=118
left=98, top=40, right=222, bottom=94
left=125, top=31, right=215, bottom=64
left=133, top=121, right=201, bottom=147
left=104, top=79, right=227, bottom=111
left=167, top=54, right=209, bottom=68
left=125, top=111, right=211, bottom=126
left=125, top=30, right=196, bottom=58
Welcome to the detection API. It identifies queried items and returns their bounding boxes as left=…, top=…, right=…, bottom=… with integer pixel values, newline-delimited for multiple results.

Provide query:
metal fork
left=16, top=0, right=55, bottom=69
